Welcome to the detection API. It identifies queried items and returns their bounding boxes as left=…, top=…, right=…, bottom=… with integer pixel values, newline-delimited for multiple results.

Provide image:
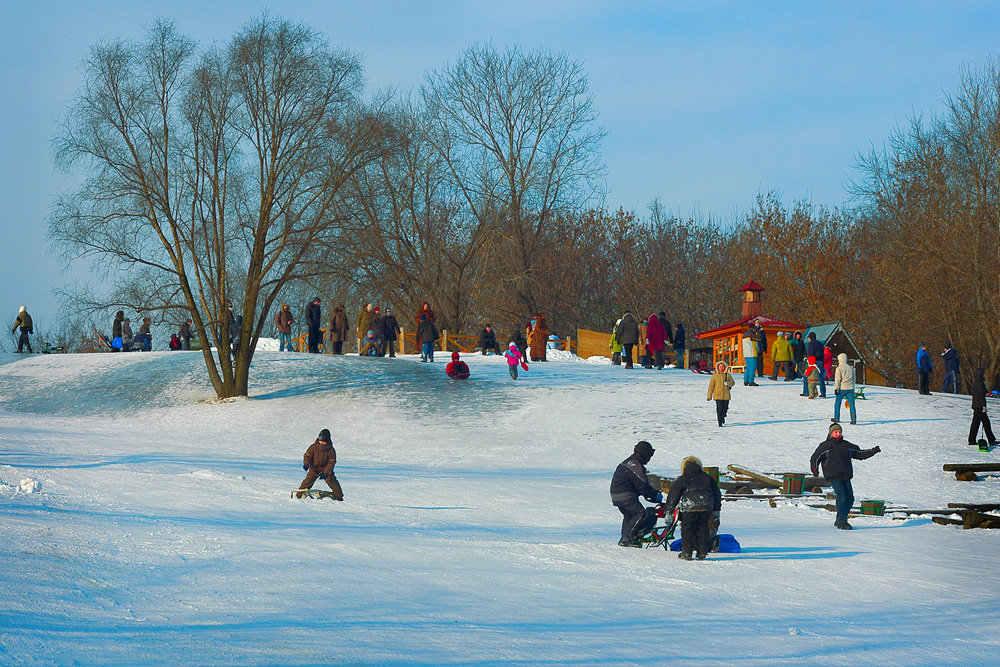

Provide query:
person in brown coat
left=414, top=301, right=436, bottom=326
left=275, top=303, right=295, bottom=352
left=707, top=361, right=736, bottom=426
left=296, top=429, right=344, bottom=500
left=356, top=303, right=374, bottom=353
left=326, top=303, right=350, bottom=355
left=528, top=315, right=550, bottom=362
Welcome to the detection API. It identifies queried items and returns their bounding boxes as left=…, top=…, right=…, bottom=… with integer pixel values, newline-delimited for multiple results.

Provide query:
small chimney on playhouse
left=739, top=280, right=764, bottom=319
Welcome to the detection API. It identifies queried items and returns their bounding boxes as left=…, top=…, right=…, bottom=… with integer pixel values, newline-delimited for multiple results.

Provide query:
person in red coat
left=645, top=313, right=667, bottom=370
left=446, top=351, right=470, bottom=379
left=414, top=301, right=436, bottom=326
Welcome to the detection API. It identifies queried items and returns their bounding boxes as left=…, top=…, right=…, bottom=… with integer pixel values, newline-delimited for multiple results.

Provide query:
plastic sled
left=520, top=361, right=529, bottom=371
left=670, top=534, right=740, bottom=553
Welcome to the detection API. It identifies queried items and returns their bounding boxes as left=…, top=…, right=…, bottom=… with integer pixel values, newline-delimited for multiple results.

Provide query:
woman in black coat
left=970, top=368, right=998, bottom=447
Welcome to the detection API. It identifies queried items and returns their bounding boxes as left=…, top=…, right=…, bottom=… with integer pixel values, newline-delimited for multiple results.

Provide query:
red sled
left=520, top=361, right=529, bottom=371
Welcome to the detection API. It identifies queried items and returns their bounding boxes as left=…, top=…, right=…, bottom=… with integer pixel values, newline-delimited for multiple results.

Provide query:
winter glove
left=303, top=464, right=309, bottom=471
left=655, top=492, right=663, bottom=503
left=873, top=446, right=882, bottom=454
left=318, top=473, right=327, bottom=480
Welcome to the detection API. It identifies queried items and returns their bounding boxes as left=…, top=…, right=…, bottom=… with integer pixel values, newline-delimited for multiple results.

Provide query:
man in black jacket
left=810, top=423, right=880, bottom=529
left=382, top=307, right=401, bottom=357
left=941, top=343, right=959, bottom=394
left=305, top=297, right=322, bottom=353
left=478, top=324, right=501, bottom=355
left=969, top=368, right=998, bottom=447
left=610, top=441, right=663, bottom=547
left=665, top=455, right=722, bottom=560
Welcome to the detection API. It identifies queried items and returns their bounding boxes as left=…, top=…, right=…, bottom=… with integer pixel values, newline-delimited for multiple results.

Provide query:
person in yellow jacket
left=707, top=361, right=736, bottom=427
left=609, top=318, right=623, bottom=366
left=770, top=331, right=794, bottom=381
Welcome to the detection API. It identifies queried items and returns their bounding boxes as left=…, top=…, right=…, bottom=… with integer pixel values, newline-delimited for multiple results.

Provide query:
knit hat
left=18, top=306, right=25, bottom=313
left=385, top=307, right=391, bottom=313
left=451, top=351, right=460, bottom=361
left=509, top=341, right=517, bottom=349
left=634, top=441, right=655, bottom=459
left=318, top=428, right=332, bottom=443
left=374, top=306, right=380, bottom=313
left=777, top=331, right=784, bottom=337
left=829, top=423, right=843, bottom=436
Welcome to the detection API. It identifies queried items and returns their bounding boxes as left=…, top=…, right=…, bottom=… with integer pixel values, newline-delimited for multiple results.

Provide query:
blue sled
left=670, top=534, right=740, bottom=553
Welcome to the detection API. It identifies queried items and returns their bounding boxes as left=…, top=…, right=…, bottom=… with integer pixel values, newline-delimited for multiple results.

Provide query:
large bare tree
left=51, top=17, right=385, bottom=397
left=421, top=43, right=606, bottom=317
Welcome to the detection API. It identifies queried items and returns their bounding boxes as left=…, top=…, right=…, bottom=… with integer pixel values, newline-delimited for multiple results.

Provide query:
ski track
left=0, top=350, right=998, bottom=665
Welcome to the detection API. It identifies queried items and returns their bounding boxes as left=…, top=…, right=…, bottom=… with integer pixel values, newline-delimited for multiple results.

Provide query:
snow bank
left=0, top=350, right=997, bottom=664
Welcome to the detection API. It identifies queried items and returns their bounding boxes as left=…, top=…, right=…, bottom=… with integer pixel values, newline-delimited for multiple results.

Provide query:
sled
left=670, top=534, right=741, bottom=554
left=520, top=361, right=529, bottom=371
left=978, top=439, right=994, bottom=452
left=291, top=488, right=342, bottom=500
left=635, top=503, right=678, bottom=550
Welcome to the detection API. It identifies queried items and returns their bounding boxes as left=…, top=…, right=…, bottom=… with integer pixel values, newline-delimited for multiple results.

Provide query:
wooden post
left=442, top=329, right=448, bottom=352
left=400, top=327, right=405, bottom=354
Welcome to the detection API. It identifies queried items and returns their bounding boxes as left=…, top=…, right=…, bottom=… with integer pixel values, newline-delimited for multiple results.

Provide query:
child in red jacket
left=446, top=351, right=470, bottom=379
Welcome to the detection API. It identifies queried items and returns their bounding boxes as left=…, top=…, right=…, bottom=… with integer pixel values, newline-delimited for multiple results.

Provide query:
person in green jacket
left=12, top=306, right=33, bottom=353
left=770, top=331, right=794, bottom=381
left=609, top=318, right=623, bottom=366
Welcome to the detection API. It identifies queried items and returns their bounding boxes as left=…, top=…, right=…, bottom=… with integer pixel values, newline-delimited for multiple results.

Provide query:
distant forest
left=47, top=16, right=999, bottom=397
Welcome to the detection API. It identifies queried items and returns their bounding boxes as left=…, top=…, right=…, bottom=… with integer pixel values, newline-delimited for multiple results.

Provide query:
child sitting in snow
left=296, top=429, right=344, bottom=500
left=504, top=341, right=525, bottom=379
left=664, top=455, right=721, bottom=560
left=360, top=330, right=380, bottom=356
left=446, top=351, right=470, bottom=379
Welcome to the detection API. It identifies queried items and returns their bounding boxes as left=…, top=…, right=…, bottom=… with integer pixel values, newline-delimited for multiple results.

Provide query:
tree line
left=50, top=15, right=999, bottom=397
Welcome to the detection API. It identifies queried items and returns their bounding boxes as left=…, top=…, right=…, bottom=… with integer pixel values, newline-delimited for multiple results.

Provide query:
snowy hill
left=2, top=350, right=998, bottom=665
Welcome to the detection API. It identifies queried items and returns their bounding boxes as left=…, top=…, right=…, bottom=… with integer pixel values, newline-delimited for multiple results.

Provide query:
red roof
left=696, top=314, right=806, bottom=339
left=738, top=280, right=765, bottom=292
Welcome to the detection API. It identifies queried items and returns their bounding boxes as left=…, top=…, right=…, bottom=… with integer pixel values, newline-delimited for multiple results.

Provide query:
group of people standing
left=110, top=311, right=153, bottom=352
left=609, top=310, right=685, bottom=370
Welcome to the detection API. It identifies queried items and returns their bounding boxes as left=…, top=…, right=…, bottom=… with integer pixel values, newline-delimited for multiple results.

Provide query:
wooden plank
left=948, top=503, right=1000, bottom=511
left=942, top=463, right=1000, bottom=473
left=932, top=516, right=963, bottom=526
left=726, top=465, right=782, bottom=489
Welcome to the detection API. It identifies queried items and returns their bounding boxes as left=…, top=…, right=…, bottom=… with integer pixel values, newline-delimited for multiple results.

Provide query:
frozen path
left=1, top=351, right=998, bottom=665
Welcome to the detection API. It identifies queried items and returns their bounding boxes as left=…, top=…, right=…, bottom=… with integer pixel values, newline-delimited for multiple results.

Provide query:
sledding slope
left=1, top=350, right=998, bottom=665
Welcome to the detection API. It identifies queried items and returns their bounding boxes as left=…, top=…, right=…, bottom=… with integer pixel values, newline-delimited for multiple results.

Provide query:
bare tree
left=422, top=43, right=606, bottom=317
left=51, top=16, right=386, bottom=397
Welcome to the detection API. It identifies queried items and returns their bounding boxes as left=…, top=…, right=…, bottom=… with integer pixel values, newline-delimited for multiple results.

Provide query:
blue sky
left=2, top=1, right=998, bottom=327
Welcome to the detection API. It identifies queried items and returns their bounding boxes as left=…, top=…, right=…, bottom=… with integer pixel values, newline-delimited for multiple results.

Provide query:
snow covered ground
left=1, top=349, right=998, bottom=665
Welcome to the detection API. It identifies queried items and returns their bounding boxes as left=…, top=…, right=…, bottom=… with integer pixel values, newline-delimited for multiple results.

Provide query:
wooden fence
left=291, top=327, right=574, bottom=355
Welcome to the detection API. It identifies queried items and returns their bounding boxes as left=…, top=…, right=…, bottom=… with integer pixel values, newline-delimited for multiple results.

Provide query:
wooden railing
left=289, top=327, right=575, bottom=355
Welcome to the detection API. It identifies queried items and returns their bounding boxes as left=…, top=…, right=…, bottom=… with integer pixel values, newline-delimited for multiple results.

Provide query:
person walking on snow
left=446, top=351, right=470, bottom=379
left=12, top=306, right=33, bottom=353
left=941, top=343, right=959, bottom=394
left=803, top=332, right=825, bottom=396
left=664, top=455, right=722, bottom=560
left=296, top=429, right=344, bottom=500
left=969, top=367, right=998, bottom=447
left=504, top=341, right=525, bottom=379
left=416, top=313, right=439, bottom=362
left=916, top=343, right=933, bottom=395
left=707, top=361, right=736, bottom=427
left=382, top=307, right=401, bottom=357
left=326, top=303, right=350, bottom=355
left=832, top=352, right=857, bottom=425
left=804, top=356, right=821, bottom=399
left=179, top=318, right=193, bottom=350
left=610, top=441, right=663, bottom=547
left=810, top=423, right=880, bottom=529
left=706, top=361, right=736, bottom=427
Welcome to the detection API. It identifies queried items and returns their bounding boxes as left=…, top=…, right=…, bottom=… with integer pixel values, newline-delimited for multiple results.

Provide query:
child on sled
left=296, top=429, right=344, bottom=500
